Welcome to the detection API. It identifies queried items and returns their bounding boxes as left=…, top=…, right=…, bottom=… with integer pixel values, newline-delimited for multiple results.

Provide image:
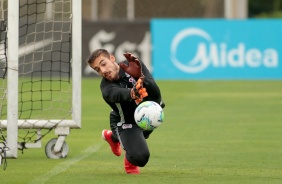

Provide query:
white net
left=0, top=0, right=75, bottom=167
left=18, top=0, right=72, bottom=121
left=0, top=0, right=8, bottom=169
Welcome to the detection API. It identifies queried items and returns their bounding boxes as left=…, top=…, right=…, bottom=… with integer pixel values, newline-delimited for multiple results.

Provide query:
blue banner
left=151, top=19, right=282, bottom=80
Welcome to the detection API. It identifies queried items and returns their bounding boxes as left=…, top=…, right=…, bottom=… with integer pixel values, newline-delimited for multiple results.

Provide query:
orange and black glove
left=120, top=52, right=143, bottom=79
left=130, top=76, right=148, bottom=105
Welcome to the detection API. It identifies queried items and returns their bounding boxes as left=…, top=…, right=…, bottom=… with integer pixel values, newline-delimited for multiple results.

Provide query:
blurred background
left=82, top=0, right=282, bottom=20
left=81, top=0, right=282, bottom=79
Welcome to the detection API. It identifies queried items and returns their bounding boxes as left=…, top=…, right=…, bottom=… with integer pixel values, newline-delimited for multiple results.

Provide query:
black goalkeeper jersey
left=100, top=60, right=164, bottom=125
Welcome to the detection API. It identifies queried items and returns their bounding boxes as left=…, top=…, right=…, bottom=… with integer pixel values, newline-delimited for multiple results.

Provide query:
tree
left=249, top=0, right=282, bottom=18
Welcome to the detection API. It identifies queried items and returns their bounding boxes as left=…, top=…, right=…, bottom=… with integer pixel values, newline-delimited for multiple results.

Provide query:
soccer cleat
left=102, top=129, right=121, bottom=156
left=124, top=157, right=140, bottom=174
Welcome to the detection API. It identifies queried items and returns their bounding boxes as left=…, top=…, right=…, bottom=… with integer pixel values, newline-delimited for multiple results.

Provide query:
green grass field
left=1, top=79, right=282, bottom=184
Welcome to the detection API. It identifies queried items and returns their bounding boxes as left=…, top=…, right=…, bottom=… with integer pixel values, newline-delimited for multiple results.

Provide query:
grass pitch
left=1, top=79, right=282, bottom=184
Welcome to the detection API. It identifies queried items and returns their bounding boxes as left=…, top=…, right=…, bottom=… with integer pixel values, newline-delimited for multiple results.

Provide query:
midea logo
left=170, top=28, right=278, bottom=73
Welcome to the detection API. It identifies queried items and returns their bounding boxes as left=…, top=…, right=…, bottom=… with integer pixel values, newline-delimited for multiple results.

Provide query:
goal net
left=0, top=0, right=81, bottom=168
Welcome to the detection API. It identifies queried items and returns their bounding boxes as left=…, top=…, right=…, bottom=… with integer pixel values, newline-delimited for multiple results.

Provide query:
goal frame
left=0, top=0, right=81, bottom=159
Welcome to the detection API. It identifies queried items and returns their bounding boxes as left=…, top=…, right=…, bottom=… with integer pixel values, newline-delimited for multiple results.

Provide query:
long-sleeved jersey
left=100, top=60, right=164, bottom=124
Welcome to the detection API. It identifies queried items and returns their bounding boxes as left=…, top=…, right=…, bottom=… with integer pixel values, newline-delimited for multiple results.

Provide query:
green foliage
left=1, top=79, right=282, bottom=183
left=249, top=0, right=282, bottom=18
left=254, top=11, right=282, bottom=18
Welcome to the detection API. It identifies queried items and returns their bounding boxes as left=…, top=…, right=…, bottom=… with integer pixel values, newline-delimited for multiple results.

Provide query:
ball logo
left=170, top=28, right=278, bottom=73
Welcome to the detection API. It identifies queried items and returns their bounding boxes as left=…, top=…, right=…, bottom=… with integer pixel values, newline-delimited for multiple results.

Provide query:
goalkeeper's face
left=91, top=54, right=120, bottom=81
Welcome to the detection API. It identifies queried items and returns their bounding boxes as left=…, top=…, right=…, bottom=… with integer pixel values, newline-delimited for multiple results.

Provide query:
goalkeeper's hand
left=130, top=77, right=148, bottom=105
left=120, top=52, right=143, bottom=79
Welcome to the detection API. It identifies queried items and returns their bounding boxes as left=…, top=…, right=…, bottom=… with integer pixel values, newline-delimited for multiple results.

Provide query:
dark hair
left=86, top=49, right=111, bottom=65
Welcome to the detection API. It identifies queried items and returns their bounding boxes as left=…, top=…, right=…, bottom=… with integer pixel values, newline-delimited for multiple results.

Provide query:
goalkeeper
left=86, top=49, right=165, bottom=174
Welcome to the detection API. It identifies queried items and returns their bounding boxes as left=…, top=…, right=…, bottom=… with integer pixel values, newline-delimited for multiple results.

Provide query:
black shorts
left=109, top=110, right=153, bottom=167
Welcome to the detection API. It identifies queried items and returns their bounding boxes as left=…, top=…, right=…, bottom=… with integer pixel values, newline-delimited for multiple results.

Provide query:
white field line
left=28, top=144, right=102, bottom=184
left=0, top=39, right=53, bottom=63
left=19, top=38, right=53, bottom=57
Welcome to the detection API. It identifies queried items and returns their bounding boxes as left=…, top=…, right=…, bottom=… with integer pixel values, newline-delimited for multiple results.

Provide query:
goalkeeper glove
left=130, top=77, right=148, bottom=105
left=120, top=52, right=144, bottom=79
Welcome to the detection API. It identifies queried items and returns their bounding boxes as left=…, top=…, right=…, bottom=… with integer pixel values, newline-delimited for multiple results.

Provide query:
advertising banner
left=151, top=19, right=282, bottom=80
left=82, top=21, right=150, bottom=77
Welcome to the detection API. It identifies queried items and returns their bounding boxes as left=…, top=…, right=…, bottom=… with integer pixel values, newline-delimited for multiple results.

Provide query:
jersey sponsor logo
left=171, top=28, right=278, bottom=74
left=129, top=76, right=136, bottom=86
left=117, top=122, right=123, bottom=126
left=122, top=124, right=132, bottom=129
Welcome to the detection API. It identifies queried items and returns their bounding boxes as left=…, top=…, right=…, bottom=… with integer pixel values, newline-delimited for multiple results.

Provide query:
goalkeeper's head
left=87, top=49, right=120, bottom=81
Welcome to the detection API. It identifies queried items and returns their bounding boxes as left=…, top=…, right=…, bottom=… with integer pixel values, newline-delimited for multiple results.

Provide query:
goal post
left=6, top=0, right=19, bottom=159
left=0, top=0, right=81, bottom=164
left=72, top=0, right=82, bottom=130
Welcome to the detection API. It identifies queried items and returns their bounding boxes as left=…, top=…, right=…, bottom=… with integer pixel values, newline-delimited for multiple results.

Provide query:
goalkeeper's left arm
left=139, top=60, right=165, bottom=108
left=120, top=52, right=164, bottom=108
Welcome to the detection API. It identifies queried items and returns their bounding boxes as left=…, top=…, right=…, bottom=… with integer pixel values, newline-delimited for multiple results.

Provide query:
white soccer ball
left=134, top=101, right=164, bottom=131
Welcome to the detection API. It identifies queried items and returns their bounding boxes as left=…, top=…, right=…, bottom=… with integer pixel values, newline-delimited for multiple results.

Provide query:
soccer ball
left=134, top=101, right=164, bottom=131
